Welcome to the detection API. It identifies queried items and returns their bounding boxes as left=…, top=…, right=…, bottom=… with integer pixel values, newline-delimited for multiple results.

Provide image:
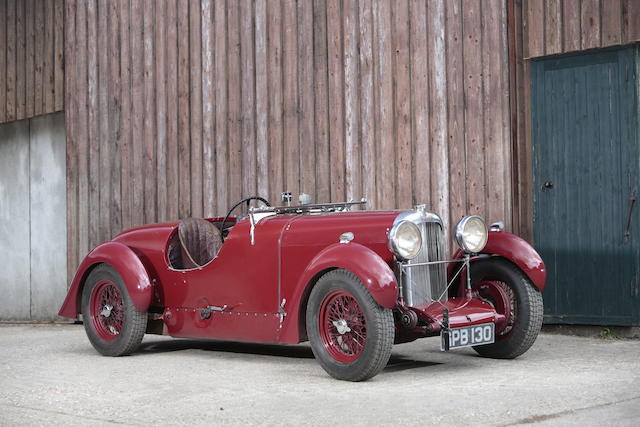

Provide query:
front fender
left=58, top=242, right=153, bottom=318
left=448, top=231, right=546, bottom=291
left=295, top=242, right=399, bottom=309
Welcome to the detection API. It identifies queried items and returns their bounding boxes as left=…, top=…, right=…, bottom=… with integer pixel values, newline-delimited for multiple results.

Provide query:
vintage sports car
left=59, top=194, right=545, bottom=381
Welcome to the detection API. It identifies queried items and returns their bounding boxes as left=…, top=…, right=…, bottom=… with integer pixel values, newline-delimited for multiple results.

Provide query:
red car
left=59, top=195, right=545, bottom=381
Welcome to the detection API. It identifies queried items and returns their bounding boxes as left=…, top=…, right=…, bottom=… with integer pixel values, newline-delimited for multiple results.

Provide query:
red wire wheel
left=318, top=290, right=367, bottom=363
left=81, top=264, right=147, bottom=356
left=469, top=259, right=543, bottom=359
left=475, top=279, right=515, bottom=337
left=89, top=280, right=125, bottom=341
left=306, top=269, right=394, bottom=381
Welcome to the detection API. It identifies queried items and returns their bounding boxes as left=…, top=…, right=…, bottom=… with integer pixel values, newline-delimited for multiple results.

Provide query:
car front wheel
left=306, top=269, right=394, bottom=381
left=81, top=264, right=147, bottom=356
left=471, top=258, right=543, bottom=359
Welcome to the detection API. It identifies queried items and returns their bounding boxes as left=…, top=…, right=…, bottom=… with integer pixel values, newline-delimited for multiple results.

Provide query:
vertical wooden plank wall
left=0, top=0, right=64, bottom=123
left=64, top=0, right=514, bottom=272
left=524, top=0, right=640, bottom=58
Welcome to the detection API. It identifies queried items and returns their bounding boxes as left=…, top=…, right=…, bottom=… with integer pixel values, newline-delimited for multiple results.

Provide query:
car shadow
left=138, top=339, right=316, bottom=359
left=383, top=356, right=442, bottom=373
left=139, top=339, right=443, bottom=373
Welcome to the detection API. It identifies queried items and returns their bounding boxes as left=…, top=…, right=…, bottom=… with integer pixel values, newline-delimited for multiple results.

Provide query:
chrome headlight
left=455, top=216, right=488, bottom=253
left=388, top=220, right=422, bottom=260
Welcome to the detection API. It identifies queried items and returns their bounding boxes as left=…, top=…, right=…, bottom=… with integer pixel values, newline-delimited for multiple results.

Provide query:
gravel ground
left=0, top=323, right=638, bottom=426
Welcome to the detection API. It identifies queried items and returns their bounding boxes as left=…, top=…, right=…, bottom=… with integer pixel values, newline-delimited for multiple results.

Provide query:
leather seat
left=177, top=218, right=222, bottom=268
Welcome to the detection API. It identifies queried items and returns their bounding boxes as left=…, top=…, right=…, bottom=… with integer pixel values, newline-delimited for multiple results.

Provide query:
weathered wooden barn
left=1, top=0, right=638, bottom=324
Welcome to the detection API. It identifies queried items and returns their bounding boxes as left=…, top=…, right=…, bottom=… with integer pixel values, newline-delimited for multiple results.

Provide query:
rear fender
left=447, top=231, right=546, bottom=291
left=58, top=242, right=153, bottom=318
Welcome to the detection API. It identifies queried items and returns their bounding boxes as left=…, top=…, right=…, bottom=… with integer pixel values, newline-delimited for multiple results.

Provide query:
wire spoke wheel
left=81, top=264, right=148, bottom=356
left=319, top=291, right=367, bottom=363
left=306, top=269, right=394, bottom=381
left=476, top=279, right=517, bottom=337
left=90, top=280, right=125, bottom=341
left=470, top=259, right=543, bottom=359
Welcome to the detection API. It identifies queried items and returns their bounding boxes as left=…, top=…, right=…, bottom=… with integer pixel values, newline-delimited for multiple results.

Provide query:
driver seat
left=177, top=218, right=222, bottom=269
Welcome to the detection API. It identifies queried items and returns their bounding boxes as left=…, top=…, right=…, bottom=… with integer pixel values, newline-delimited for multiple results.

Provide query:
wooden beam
left=374, top=0, right=394, bottom=209
left=189, top=0, right=203, bottom=217
left=214, top=0, right=228, bottom=212
left=283, top=0, right=300, bottom=196
left=177, top=0, right=191, bottom=218
left=65, top=0, right=78, bottom=278
left=344, top=0, right=361, bottom=204
left=166, top=0, right=179, bottom=220
left=393, top=0, right=411, bottom=208
left=268, top=0, right=284, bottom=203
left=240, top=0, right=257, bottom=198
left=6, top=0, right=16, bottom=121
left=313, top=0, right=329, bottom=203
left=297, top=0, right=314, bottom=199
left=202, top=0, right=216, bottom=217
left=359, top=0, right=376, bottom=208
left=155, top=0, right=168, bottom=222
left=54, top=0, right=64, bottom=111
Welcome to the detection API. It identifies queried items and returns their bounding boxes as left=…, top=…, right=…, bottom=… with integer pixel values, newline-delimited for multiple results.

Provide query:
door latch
left=199, top=305, right=228, bottom=319
left=542, top=181, right=554, bottom=190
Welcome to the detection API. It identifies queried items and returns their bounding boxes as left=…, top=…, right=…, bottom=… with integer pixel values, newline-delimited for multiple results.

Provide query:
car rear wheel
left=306, top=269, right=394, bottom=381
left=81, top=264, right=147, bottom=356
left=470, top=258, right=543, bottom=359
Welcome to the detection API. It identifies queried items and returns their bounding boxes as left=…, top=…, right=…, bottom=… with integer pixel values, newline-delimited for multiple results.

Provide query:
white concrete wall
left=0, top=120, right=31, bottom=320
left=0, top=112, right=66, bottom=321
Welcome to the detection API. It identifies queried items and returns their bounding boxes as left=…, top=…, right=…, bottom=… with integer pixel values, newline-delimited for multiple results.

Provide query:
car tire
left=81, top=264, right=147, bottom=356
left=306, top=269, right=394, bottom=381
left=470, top=258, right=543, bottom=359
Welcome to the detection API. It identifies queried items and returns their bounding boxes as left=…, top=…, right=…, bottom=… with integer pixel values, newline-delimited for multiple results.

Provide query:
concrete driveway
left=1, top=324, right=638, bottom=426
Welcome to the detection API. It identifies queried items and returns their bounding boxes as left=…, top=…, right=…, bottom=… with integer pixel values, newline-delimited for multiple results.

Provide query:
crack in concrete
left=0, top=402, right=143, bottom=426
left=506, top=395, right=640, bottom=425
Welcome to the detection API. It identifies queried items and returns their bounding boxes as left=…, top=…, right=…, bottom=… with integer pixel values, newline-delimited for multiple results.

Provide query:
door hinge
left=624, top=190, right=636, bottom=242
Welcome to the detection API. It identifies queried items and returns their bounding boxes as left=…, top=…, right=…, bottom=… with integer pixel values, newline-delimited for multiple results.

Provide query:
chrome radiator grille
left=403, top=221, right=447, bottom=306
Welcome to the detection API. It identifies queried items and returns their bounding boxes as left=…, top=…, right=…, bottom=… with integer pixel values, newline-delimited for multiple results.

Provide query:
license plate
left=441, top=323, right=495, bottom=351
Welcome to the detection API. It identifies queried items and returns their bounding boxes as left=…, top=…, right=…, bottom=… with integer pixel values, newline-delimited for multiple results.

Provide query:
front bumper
left=411, top=297, right=506, bottom=335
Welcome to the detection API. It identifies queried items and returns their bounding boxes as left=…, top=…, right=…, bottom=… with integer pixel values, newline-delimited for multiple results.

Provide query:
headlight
left=388, top=220, right=422, bottom=260
left=455, top=216, right=488, bottom=253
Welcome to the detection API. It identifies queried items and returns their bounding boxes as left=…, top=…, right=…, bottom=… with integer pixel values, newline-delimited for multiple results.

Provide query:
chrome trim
left=339, top=232, right=354, bottom=244
left=248, top=211, right=278, bottom=246
left=391, top=208, right=446, bottom=306
left=490, top=221, right=505, bottom=231
left=250, top=199, right=367, bottom=215
left=391, top=209, right=444, bottom=230
left=402, top=259, right=465, bottom=267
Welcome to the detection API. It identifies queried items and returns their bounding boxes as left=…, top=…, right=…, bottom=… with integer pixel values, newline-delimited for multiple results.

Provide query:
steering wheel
left=220, top=196, right=271, bottom=242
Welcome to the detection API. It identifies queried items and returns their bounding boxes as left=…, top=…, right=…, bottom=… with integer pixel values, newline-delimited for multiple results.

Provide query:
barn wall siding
left=524, top=0, right=640, bottom=58
left=0, top=0, right=65, bottom=124
left=64, top=0, right=513, bottom=273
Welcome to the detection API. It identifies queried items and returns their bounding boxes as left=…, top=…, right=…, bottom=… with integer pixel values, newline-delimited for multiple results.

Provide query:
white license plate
left=441, top=323, right=495, bottom=350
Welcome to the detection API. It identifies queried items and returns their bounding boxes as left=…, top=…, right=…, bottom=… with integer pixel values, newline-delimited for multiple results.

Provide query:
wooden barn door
left=532, top=46, right=639, bottom=326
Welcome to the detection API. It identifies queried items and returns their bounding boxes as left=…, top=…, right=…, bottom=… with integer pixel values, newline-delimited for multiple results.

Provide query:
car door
left=164, top=216, right=291, bottom=342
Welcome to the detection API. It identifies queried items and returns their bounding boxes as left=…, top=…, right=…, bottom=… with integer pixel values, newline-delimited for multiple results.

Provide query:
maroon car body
left=60, top=198, right=545, bottom=381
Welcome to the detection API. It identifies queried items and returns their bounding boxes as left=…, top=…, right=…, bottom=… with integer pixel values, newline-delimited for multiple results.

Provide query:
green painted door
left=532, top=45, right=640, bottom=326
